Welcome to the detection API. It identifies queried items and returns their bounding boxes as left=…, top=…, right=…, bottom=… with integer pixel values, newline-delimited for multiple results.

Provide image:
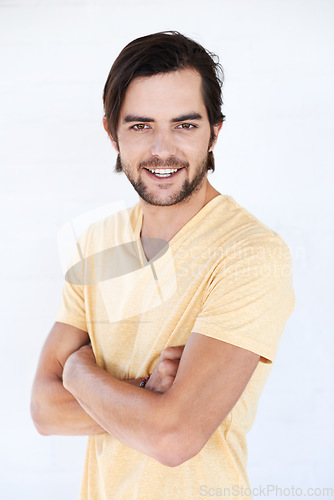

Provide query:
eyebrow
left=123, top=112, right=203, bottom=124
left=172, top=113, right=203, bottom=122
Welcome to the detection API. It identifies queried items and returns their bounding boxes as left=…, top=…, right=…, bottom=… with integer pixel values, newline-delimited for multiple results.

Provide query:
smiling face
left=106, top=68, right=221, bottom=206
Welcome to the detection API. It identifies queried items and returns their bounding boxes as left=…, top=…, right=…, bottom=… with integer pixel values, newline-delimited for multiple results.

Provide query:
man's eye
left=131, top=124, right=149, bottom=130
left=177, top=123, right=196, bottom=129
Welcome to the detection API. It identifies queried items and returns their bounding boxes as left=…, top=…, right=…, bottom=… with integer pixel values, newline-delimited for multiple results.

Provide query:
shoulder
left=213, top=195, right=280, bottom=239
left=199, top=195, right=292, bottom=265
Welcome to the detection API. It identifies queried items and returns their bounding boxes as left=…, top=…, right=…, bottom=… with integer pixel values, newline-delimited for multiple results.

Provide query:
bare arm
left=63, top=332, right=260, bottom=466
left=30, top=322, right=105, bottom=435
left=30, top=322, right=183, bottom=436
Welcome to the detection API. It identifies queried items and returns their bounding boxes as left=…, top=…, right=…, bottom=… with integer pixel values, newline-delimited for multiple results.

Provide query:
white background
left=1, top=0, right=333, bottom=498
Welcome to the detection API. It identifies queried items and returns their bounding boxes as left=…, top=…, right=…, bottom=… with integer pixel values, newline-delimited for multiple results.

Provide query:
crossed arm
left=31, top=321, right=260, bottom=467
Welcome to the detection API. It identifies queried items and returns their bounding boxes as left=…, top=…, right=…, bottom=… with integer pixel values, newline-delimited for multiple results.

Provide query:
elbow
left=34, top=424, right=51, bottom=436
left=153, top=428, right=204, bottom=468
left=30, top=398, right=52, bottom=436
left=148, top=402, right=206, bottom=467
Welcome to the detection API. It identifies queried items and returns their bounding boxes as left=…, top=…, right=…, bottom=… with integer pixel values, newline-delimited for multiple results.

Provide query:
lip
left=143, top=167, right=185, bottom=181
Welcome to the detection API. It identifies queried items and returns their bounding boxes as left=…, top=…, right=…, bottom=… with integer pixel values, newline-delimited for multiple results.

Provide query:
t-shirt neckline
left=134, top=194, right=224, bottom=264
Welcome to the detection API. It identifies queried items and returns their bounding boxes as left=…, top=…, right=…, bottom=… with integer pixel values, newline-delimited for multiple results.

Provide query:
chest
left=84, top=245, right=214, bottom=378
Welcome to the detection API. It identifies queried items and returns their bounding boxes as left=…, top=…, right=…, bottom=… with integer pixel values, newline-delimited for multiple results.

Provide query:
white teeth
left=147, top=168, right=179, bottom=174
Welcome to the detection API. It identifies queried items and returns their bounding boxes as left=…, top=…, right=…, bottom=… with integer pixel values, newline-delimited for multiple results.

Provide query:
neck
left=139, top=180, right=220, bottom=242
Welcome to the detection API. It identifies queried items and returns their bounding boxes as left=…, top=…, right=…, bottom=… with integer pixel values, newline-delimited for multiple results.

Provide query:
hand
left=63, top=345, right=96, bottom=390
left=65, top=344, right=96, bottom=368
left=145, top=346, right=184, bottom=393
left=73, top=344, right=96, bottom=363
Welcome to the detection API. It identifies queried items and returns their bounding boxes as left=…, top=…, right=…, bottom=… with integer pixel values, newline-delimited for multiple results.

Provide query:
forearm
left=63, top=360, right=176, bottom=463
left=31, top=374, right=144, bottom=436
left=31, top=376, right=105, bottom=436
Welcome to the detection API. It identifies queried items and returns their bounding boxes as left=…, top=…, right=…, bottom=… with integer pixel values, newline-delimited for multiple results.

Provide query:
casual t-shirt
left=56, top=194, right=295, bottom=500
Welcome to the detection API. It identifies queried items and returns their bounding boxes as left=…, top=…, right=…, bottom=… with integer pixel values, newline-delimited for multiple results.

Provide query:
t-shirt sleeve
left=192, top=235, right=295, bottom=363
left=55, top=280, right=87, bottom=332
left=55, top=229, right=89, bottom=332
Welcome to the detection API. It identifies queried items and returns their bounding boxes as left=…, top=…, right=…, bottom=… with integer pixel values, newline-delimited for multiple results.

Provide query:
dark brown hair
left=103, top=31, right=226, bottom=172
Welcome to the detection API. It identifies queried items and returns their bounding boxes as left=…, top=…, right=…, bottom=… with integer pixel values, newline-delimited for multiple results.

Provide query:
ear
left=208, top=122, right=223, bottom=152
left=103, top=116, right=119, bottom=153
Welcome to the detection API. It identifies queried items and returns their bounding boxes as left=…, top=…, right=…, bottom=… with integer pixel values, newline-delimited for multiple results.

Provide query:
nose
left=150, top=129, right=176, bottom=159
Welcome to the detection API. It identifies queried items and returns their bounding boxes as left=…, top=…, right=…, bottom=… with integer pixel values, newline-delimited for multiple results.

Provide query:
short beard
left=119, top=154, right=209, bottom=207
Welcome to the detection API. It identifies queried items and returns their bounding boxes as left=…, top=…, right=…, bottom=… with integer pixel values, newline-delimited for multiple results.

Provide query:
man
left=31, top=32, right=295, bottom=499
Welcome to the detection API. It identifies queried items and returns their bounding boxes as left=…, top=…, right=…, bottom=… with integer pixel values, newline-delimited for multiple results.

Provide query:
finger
left=161, top=345, right=185, bottom=361
left=159, top=359, right=180, bottom=377
left=161, top=375, right=175, bottom=391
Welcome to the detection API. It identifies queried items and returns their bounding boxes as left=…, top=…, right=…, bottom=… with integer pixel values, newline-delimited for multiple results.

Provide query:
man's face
left=111, top=68, right=220, bottom=206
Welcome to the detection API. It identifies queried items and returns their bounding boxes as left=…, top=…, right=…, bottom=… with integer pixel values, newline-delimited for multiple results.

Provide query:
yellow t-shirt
left=56, top=194, right=295, bottom=500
